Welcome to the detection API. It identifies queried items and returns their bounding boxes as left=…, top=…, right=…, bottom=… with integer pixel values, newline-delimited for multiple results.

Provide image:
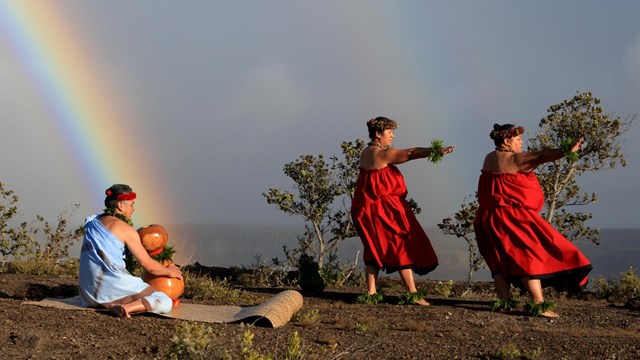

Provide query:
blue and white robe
left=78, top=215, right=172, bottom=314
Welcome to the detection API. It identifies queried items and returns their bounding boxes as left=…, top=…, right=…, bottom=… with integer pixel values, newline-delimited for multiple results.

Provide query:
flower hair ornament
left=367, top=117, right=398, bottom=132
left=490, top=126, right=524, bottom=140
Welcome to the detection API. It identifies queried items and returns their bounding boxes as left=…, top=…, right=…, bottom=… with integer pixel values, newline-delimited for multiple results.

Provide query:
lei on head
left=490, top=126, right=524, bottom=140
left=367, top=117, right=398, bottom=133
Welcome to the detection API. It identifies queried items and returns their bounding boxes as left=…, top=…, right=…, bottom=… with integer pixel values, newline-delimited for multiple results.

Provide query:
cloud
left=217, top=63, right=312, bottom=129
left=622, top=32, right=640, bottom=96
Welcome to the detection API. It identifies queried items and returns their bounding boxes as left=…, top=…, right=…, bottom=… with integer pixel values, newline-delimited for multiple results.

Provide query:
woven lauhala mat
left=22, top=289, right=303, bottom=328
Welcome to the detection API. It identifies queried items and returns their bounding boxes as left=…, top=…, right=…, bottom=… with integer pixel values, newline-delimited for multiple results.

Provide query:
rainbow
left=0, top=2, right=171, bottom=225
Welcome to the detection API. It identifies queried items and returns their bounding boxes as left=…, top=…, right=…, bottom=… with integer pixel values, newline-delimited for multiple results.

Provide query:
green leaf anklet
left=355, top=292, right=385, bottom=304
left=398, top=289, right=427, bottom=305
left=524, top=300, right=557, bottom=316
left=491, top=298, right=519, bottom=312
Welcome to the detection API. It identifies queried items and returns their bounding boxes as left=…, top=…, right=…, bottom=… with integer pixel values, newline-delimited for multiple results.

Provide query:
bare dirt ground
left=1, top=272, right=639, bottom=359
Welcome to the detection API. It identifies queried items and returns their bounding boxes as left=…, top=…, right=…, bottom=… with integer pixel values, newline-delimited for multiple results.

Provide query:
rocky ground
left=1, top=272, right=639, bottom=359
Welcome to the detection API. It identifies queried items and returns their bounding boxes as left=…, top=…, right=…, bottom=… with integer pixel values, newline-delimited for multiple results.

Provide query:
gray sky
left=1, top=1, right=638, bottom=230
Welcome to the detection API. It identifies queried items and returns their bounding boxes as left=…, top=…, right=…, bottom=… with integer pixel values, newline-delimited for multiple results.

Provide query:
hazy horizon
left=147, top=223, right=639, bottom=283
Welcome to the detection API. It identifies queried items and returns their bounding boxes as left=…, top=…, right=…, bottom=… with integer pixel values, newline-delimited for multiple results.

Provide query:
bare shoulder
left=100, top=216, right=137, bottom=243
left=483, top=151, right=521, bottom=173
left=481, top=151, right=499, bottom=171
left=361, top=146, right=388, bottom=169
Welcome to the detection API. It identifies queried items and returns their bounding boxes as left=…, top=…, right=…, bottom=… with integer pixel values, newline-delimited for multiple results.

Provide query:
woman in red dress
left=474, top=123, right=592, bottom=318
left=351, top=117, right=455, bottom=305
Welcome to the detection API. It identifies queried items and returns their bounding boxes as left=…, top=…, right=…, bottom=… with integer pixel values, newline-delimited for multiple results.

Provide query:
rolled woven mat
left=22, top=289, right=303, bottom=328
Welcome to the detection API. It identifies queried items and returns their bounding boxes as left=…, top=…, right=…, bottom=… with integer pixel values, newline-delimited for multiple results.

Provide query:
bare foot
left=540, top=310, right=559, bottom=318
left=416, top=298, right=431, bottom=306
left=109, top=304, right=131, bottom=318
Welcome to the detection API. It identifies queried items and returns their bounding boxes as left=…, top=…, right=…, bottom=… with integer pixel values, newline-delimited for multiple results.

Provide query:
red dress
left=474, top=170, right=592, bottom=291
left=351, top=165, right=438, bottom=275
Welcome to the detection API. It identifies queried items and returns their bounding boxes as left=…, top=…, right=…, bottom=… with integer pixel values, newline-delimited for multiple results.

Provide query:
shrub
left=434, top=280, right=455, bottom=297
left=168, top=321, right=215, bottom=360
left=1, top=181, right=83, bottom=274
left=594, top=267, right=640, bottom=302
left=182, top=272, right=261, bottom=305
left=295, top=308, right=320, bottom=324
left=7, top=256, right=79, bottom=276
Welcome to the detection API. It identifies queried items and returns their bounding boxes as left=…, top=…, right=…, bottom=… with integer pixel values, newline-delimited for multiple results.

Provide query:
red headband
left=117, top=192, right=137, bottom=201
left=105, top=189, right=137, bottom=201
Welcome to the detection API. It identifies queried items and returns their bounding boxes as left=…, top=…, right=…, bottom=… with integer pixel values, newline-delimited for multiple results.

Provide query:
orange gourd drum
left=143, top=262, right=184, bottom=300
left=137, top=224, right=169, bottom=252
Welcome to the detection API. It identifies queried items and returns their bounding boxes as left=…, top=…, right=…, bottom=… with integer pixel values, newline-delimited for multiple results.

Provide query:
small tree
left=263, top=139, right=365, bottom=269
left=528, top=91, right=634, bottom=244
left=0, top=181, right=38, bottom=262
left=438, top=195, right=483, bottom=286
left=1, top=181, right=84, bottom=273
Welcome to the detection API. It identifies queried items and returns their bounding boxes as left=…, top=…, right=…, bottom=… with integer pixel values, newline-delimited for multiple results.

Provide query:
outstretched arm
left=381, top=144, right=455, bottom=165
left=513, top=138, right=583, bottom=172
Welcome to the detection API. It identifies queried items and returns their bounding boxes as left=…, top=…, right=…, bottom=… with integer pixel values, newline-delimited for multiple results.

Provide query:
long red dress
left=474, top=170, right=592, bottom=291
left=351, top=165, right=438, bottom=275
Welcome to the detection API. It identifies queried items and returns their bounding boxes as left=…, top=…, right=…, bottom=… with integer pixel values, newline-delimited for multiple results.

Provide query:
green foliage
left=491, top=298, right=519, bottom=312
left=168, top=321, right=215, bottom=360
left=242, top=254, right=296, bottom=288
left=295, top=308, right=320, bottom=324
left=438, top=195, right=483, bottom=284
left=594, top=267, right=640, bottom=302
left=397, top=289, right=427, bottom=305
left=0, top=182, right=21, bottom=258
left=524, top=300, right=557, bottom=316
left=434, top=280, right=455, bottom=297
left=493, top=344, right=541, bottom=360
left=355, top=292, right=385, bottom=304
left=168, top=323, right=306, bottom=360
left=1, top=182, right=83, bottom=273
left=7, top=256, right=79, bottom=276
left=560, top=138, right=579, bottom=162
left=284, top=331, right=303, bottom=360
left=182, top=272, right=260, bottom=305
left=529, top=91, right=634, bottom=244
left=263, top=139, right=366, bottom=270
left=126, top=244, right=176, bottom=274
left=427, top=138, right=444, bottom=164
left=354, top=322, right=371, bottom=333
left=318, top=251, right=362, bottom=287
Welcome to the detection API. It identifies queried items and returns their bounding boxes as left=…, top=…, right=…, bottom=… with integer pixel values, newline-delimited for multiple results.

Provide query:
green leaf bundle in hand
left=428, top=139, right=444, bottom=164
left=560, top=138, right=579, bottom=162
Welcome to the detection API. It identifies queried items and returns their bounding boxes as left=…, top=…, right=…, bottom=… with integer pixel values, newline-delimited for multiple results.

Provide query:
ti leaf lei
left=524, top=300, right=557, bottom=316
left=398, top=288, right=427, bottom=305
left=491, top=298, right=519, bottom=312
left=560, top=138, right=579, bottom=162
left=427, top=139, right=445, bottom=164
left=102, top=207, right=133, bottom=227
left=355, top=292, right=385, bottom=304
